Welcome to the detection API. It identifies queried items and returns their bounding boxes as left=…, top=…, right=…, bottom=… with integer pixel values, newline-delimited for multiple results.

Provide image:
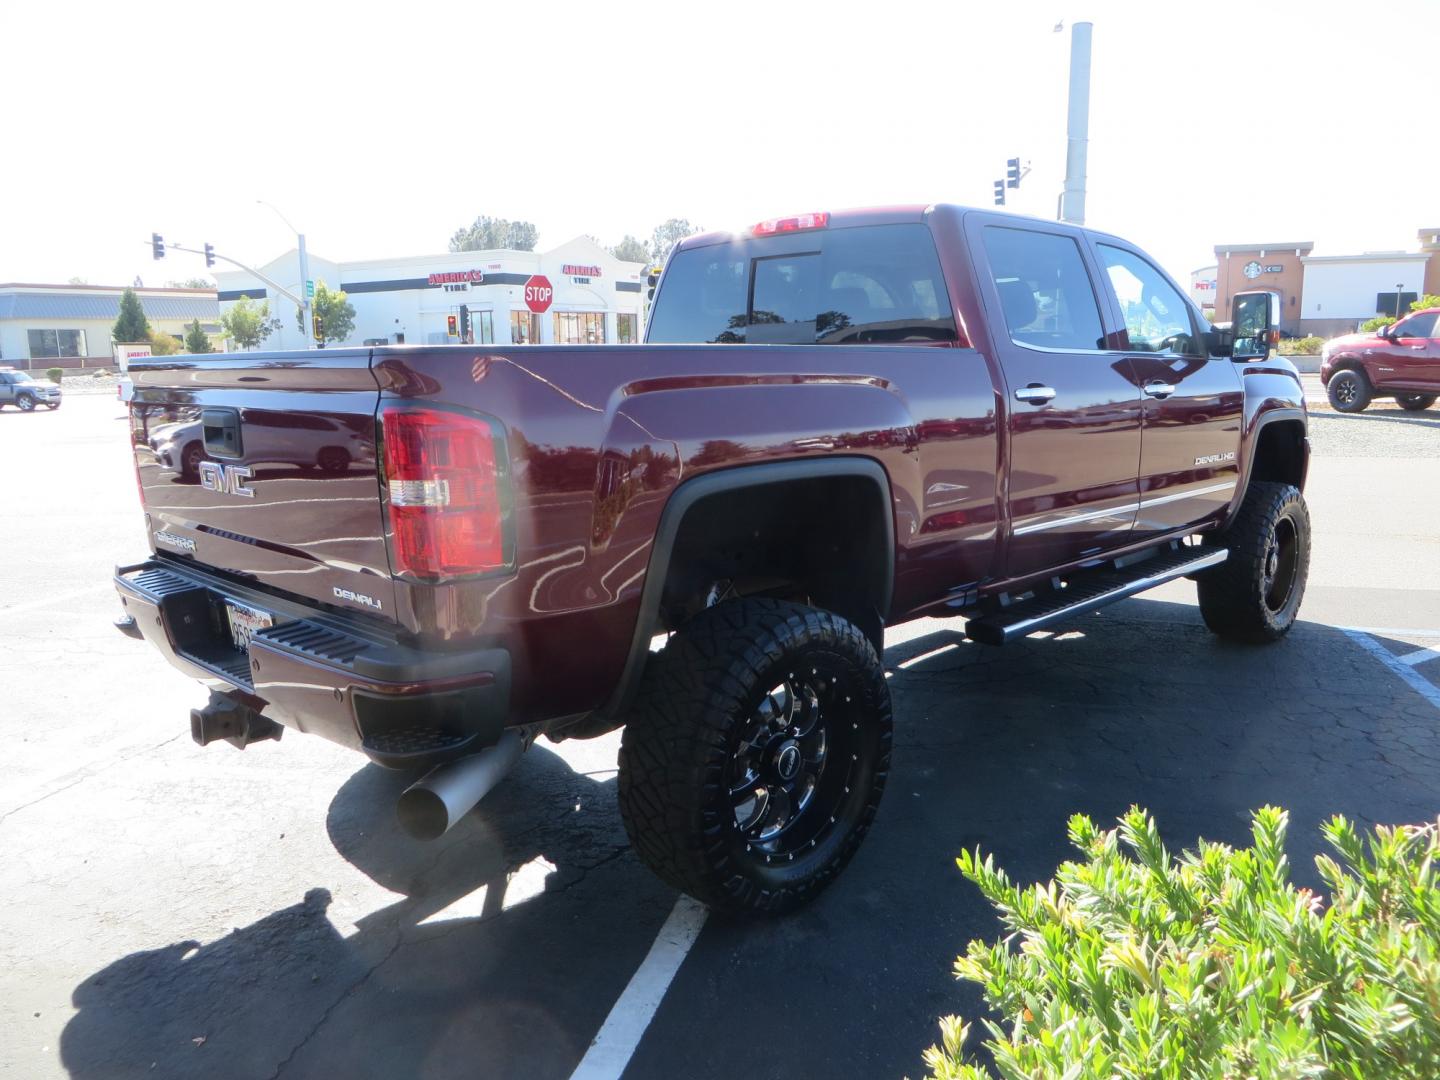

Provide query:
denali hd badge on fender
left=1194, top=451, right=1237, bottom=466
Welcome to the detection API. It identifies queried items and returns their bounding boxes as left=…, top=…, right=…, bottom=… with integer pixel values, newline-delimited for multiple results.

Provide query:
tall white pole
left=298, top=232, right=314, bottom=349
left=1059, top=20, right=1093, bottom=225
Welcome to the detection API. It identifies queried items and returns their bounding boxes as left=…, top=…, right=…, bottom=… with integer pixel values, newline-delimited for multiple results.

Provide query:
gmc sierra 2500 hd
left=115, top=204, right=1309, bottom=914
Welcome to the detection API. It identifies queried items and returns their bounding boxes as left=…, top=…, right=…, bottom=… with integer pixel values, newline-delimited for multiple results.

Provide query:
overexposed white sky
left=5, top=0, right=1435, bottom=288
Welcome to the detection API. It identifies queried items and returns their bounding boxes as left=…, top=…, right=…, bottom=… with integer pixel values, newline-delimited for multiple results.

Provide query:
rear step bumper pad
left=114, top=558, right=510, bottom=765
left=965, top=546, right=1227, bottom=645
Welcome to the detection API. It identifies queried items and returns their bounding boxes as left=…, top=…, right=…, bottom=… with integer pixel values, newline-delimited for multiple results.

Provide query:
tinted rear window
left=646, top=223, right=956, bottom=345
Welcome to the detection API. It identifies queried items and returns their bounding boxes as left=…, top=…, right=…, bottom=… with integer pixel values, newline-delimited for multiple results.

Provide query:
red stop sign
left=523, top=275, right=553, bottom=313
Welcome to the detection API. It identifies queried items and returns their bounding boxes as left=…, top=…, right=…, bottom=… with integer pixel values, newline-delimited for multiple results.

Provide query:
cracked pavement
left=3, top=395, right=1439, bottom=1079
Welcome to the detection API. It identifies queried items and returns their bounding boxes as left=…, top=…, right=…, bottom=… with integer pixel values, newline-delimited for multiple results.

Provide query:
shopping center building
left=1214, top=227, right=1440, bottom=336
left=213, top=236, right=647, bottom=352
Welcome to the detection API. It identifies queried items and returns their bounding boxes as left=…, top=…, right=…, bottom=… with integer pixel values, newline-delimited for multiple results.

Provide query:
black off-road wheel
left=1326, top=369, right=1370, bottom=412
left=618, top=599, right=892, bottom=915
left=1396, top=393, right=1436, bottom=412
left=1197, top=481, right=1310, bottom=643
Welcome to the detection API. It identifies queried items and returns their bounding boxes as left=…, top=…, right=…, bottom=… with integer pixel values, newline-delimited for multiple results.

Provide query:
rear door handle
left=1013, top=384, right=1056, bottom=404
left=1142, top=380, right=1176, bottom=399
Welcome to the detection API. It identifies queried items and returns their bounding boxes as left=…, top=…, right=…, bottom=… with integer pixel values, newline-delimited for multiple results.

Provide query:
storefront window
left=27, top=329, right=88, bottom=358
left=477, top=310, right=494, bottom=344
left=553, top=311, right=606, bottom=344
left=617, top=313, right=639, bottom=344
left=510, top=310, right=540, bottom=344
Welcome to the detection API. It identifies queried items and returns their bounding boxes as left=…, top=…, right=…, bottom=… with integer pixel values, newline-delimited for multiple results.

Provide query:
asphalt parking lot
left=3, top=390, right=1439, bottom=1080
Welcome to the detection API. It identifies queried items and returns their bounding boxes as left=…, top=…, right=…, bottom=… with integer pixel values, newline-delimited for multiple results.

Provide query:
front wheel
left=1326, top=369, right=1371, bottom=412
left=1396, top=393, right=1437, bottom=412
left=16, top=394, right=35, bottom=412
left=618, top=599, right=892, bottom=915
left=1197, top=481, right=1310, bottom=643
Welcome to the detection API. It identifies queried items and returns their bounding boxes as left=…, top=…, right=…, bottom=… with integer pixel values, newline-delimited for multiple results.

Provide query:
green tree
left=183, top=320, right=214, bottom=354
left=112, top=287, right=152, bottom=343
left=167, top=277, right=215, bottom=290
left=448, top=216, right=539, bottom=252
left=609, top=235, right=649, bottom=263
left=148, top=330, right=182, bottom=356
left=67, top=276, right=88, bottom=285
left=219, top=295, right=281, bottom=350
left=648, top=218, right=702, bottom=264
left=295, top=281, right=357, bottom=346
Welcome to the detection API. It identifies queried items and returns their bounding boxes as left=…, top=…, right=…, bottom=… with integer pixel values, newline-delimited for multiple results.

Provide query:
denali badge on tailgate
left=333, top=586, right=383, bottom=611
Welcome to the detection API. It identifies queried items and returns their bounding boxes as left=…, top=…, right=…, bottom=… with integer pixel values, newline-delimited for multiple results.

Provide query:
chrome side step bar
left=965, top=546, right=1228, bottom=646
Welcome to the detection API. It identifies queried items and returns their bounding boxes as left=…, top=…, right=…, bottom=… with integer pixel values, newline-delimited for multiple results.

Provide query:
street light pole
left=257, top=201, right=315, bottom=350
left=1059, top=20, right=1093, bottom=225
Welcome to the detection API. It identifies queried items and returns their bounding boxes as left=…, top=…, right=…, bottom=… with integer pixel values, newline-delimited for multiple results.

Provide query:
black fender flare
left=1226, top=407, right=1309, bottom=528
left=599, top=456, right=896, bottom=723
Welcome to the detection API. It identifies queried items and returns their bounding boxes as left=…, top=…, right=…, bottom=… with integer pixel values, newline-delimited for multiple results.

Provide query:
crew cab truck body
left=116, top=204, right=1310, bottom=913
left=1320, top=306, right=1440, bottom=412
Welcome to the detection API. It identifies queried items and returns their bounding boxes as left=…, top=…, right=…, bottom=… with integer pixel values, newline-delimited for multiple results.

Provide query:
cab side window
left=1394, top=312, right=1437, bottom=339
left=981, top=226, right=1107, bottom=351
left=1098, top=245, right=1201, bottom=356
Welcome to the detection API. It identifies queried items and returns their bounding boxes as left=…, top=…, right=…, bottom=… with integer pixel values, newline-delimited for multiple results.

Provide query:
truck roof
left=673, top=203, right=1138, bottom=255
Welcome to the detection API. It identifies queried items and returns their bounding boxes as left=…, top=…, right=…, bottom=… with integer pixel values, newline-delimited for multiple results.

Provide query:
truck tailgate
left=128, top=351, right=396, bottom=619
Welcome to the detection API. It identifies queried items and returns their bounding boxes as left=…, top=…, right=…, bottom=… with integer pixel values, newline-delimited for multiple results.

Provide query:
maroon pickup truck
left=115, top=205, right=1310, bottom=914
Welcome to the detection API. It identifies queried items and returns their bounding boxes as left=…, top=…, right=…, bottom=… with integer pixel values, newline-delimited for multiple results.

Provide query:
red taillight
left=751, top=212, right=829, bottom=236
left=381, top=406, right=510, bottom=579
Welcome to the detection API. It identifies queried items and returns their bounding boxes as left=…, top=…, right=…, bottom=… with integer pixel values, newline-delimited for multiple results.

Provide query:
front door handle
left=1014, top=384, right=1056, bottom=404
left=1142, top=380, right=1176, bottom=399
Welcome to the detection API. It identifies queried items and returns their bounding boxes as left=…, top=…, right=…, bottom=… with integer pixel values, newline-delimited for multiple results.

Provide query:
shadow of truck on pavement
left=59, top=743, right=675, bottom=1080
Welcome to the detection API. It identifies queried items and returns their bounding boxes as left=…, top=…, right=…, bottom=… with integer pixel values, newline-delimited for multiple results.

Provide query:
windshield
left=647, top=223, right=956, bottom=346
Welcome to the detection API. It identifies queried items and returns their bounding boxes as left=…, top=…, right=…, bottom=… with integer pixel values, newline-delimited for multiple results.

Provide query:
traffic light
left=204, top=243, right=215, bottom=269
left=1006, top=157, right=1021, bottom=188
left=312, top=314, right=323, bottom=342
left=645, top=265, right=662, bottom=301
left=458, top=305, right=471, bottom=343
left=993, top=180, right=1006, bottom=207
left=446, top=314, right=458, bottom=338
left=151, top=233, right=165, bottom=260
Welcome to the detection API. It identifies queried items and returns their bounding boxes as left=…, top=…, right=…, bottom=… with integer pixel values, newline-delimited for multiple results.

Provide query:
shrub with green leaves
left=1277, top=336, right=1324, bottom=356
left=45, top=367, right=63, bottom=384
left=921, top=807, right=1440, bottom=1079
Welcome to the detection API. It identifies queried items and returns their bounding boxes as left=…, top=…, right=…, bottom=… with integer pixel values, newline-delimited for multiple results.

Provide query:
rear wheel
left=317, top=447, right=351, bottom=474
left=181, top=442, right=204, bottom=480
left=618, top=599, right=891, bottom=914
left=1326, top=369, right=1371, bottom=412
left=1396, top=393, right=1437, bottom=412
left=1197, top=481, right=1310, bottom=643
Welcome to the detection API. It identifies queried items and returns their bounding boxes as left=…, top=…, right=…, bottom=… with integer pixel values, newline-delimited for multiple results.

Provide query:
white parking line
left=1343, top=629, right=1440, bottom=713
left=569, top=895, right=708, bottom=1080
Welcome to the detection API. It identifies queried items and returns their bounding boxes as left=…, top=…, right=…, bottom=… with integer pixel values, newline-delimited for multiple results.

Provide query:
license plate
left=225, top=600, right=274, bottom=653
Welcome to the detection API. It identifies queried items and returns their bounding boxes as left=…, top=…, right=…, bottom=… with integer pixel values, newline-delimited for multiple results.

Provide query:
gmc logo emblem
left=198, top=461, right=255, bottom=498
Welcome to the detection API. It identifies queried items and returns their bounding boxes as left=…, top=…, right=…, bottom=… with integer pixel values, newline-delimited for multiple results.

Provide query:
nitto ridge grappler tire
left=618, top=599, right=892, bottom=915
left=1197, top=481, right=1310, bottom=643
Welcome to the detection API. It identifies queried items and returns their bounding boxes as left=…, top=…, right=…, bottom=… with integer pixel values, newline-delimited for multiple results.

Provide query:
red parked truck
left=1320, top=306, right=1440, bottom=412
left=115, top=205, right=1310, bottom=913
